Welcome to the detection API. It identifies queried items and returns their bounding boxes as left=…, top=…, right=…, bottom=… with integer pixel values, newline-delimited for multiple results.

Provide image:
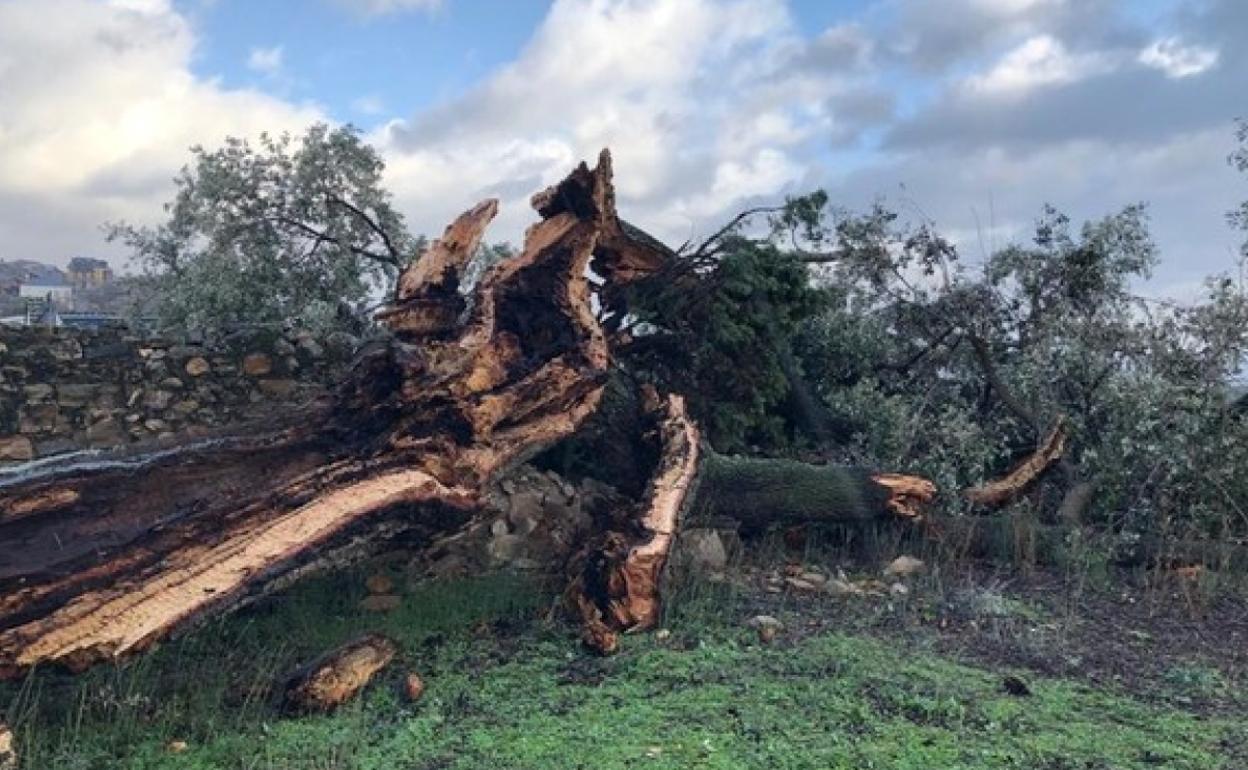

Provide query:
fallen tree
left=0, top=151, right=934, bottom=675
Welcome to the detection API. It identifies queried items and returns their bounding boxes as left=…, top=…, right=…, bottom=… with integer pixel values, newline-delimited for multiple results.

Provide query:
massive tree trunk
left=0, top=152, right=934, bottom=675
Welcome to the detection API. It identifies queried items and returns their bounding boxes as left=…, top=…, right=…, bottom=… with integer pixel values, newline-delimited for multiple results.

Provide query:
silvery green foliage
left=108, top=124, right=419, bottom=334
left=1231, top=119, right=1248, bottom=259
left=784, top=171, right=1247, bottom=536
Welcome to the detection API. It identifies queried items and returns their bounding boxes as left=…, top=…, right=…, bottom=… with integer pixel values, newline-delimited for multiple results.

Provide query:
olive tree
left=108, top=123, right=420, bottom=334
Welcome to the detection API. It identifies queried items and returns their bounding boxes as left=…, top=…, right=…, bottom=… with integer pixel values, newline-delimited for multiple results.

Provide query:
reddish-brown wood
left=0, top=152, right=629, bottom=677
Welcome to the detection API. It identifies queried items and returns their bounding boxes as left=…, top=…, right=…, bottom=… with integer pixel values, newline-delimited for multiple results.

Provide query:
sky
left=0, top=0, right=1244, bottom=298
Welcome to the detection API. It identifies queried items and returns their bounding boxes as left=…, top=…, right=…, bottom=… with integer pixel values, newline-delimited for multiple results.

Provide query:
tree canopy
left=108, top=124, right=420, bottom=334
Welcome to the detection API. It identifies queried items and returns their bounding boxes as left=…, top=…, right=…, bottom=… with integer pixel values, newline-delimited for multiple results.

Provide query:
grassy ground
left=3, top=559, right=1244, bottom=770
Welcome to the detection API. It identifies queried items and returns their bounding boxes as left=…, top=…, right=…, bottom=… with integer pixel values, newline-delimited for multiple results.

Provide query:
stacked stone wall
left=0, top=327, right=357, bottom=465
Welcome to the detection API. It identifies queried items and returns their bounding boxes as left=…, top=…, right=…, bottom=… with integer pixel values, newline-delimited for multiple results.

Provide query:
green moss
left=2, top=570, right=1241, bottom=770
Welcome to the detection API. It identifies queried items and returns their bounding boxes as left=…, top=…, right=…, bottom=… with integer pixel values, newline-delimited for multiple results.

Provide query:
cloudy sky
left=0, top=0, right=1243, bottom=296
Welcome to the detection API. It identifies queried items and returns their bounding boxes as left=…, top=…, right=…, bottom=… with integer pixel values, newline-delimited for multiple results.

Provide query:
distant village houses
left=66, top=257, right=114, bottom=289
left=0, top=257, right=121, bottom=329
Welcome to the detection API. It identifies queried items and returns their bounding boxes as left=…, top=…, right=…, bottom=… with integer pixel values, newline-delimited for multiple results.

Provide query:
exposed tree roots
left=0, top=150, right=938, bottom=675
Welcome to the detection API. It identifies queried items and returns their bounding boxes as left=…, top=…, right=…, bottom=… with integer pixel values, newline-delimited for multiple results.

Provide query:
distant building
left=66, top=257, right=113, bottom=289
left=25, top=304, right=122, bottom=330
left=17, top=269, right=72, bottom=304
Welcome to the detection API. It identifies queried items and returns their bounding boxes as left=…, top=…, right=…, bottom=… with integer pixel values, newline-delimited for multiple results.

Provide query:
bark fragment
left=281, top=633, right=398, bottom=713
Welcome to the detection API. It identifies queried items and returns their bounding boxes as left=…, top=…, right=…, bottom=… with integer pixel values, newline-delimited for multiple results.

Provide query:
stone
left=746, top=615, right=783, bottom=644
left=258, top=379, right=296, bottom=398
left=167, top=740, right=188, bottom=754
left=674, top=528, right=728, bottom=573
left=171, top=399, right=200, bottom=416
left=507, top=490, right=545, bottom=534
left=185, top=356, right=211, bottom=377
left=22, top=383, right=53, bottom=402
left=487, top=533, right=525, bottom=564
left=799, top=570, right=828, bottom=585
left=242, top=352, right=272, bottom=376
left=784, top=576, right=819, bottom=592
left=144, top=418, right=170, bottom=433
left=86, top=418, right=127, bottom=446
left=883, top=555, right=925, bottom=578
left=359, top=594, right=401, bottom=613
left=427, top=552, right=468, bottom=578
left=889, top=582, right=910, bottom=597
left=404, top=672, right=425, bottom=702
left=48, top=337, right=82, bottom=361
left=159, top=377, right=185, bottom=390
left=18, top=403, right=58, bottom=434
left=297, top=337, right=325, bottom=360
left=824, top=579, right=861, bottom=597
left=143, top=390, right=174, bottom=411
left=168, top=344, right=202, bottom=359
left=56, top=383, right=97, bottom=406
left=0, top=436, right=33, bottom=462
left=365, top=574, right=394, bottom=594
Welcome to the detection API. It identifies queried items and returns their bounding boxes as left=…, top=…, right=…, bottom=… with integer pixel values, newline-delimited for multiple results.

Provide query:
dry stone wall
left=0, top=327, right=358, bottom=465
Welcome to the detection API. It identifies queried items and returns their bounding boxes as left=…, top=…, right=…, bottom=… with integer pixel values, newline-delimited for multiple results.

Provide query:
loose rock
left=404, top=672, right=425, bottom=702
left=747, top=615, right=784, bottom=644
left=884, top=555, right=925, bottom=578
left=365, top=574, right=394, bottom=594
left=674, top=528, right=728, bottom=573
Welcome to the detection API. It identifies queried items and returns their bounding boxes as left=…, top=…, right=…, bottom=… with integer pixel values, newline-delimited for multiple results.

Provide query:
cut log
left=281, top=633, right=398, bottom=713
left=697, top=454, right=935, bottom=528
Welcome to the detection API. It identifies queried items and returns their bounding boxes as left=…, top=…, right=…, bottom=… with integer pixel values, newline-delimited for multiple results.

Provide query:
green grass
left=3, top=567, right=1241, bottom=770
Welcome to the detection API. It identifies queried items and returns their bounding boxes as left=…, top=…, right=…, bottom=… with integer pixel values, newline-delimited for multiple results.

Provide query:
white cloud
left=965, top=35, right=1118, bottom=97
left=330, top=0, right=442, bottom=16
left=246, top=45, right=284, bottom=76
left=0, top=0, right=321, bottom=265
left=351, top=94, right=386, bottom=116
left=372, top=0, right=865, bottom=246
left=1138, top=37, right=1219, bottom=79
